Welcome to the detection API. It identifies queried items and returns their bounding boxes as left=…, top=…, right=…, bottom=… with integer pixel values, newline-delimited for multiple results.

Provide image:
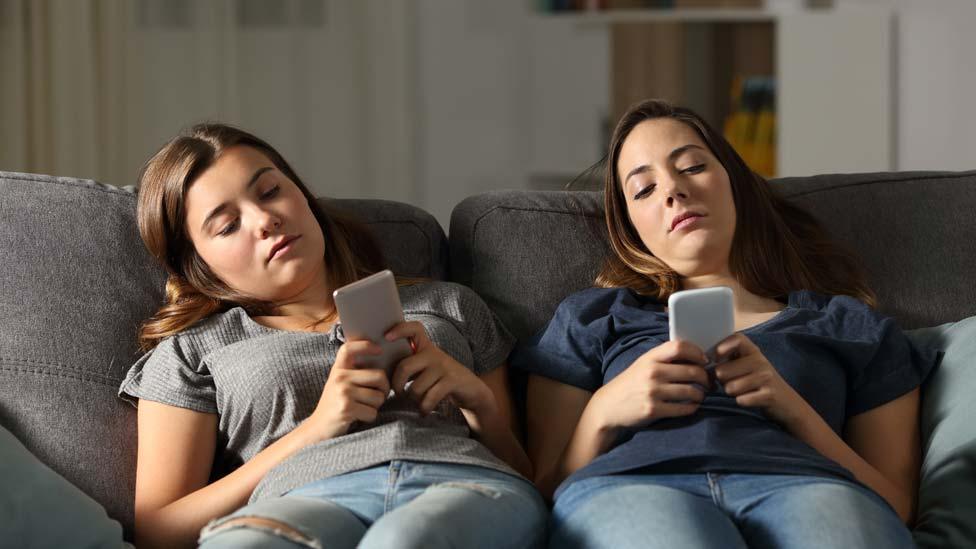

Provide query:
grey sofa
left=1, top=170, right=975, bottom=547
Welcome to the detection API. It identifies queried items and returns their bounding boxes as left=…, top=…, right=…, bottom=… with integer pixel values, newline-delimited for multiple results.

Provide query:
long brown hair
left=136, top=123, right=386, bottom=351
left=595, top=99, right=876, bottom=307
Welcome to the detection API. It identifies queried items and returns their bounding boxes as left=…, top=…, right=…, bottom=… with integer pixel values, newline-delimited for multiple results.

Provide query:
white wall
left=837, top=0, right=976, bottom=171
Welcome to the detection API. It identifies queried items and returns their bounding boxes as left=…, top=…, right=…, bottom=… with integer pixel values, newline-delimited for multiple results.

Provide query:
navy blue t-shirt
left=510, top=288, right=941, bottom=500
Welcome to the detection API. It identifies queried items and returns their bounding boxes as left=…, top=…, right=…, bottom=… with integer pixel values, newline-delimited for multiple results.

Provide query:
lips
left=268, top=235, right=299, bottom=261
left=670, top=212, right=704, bottom=232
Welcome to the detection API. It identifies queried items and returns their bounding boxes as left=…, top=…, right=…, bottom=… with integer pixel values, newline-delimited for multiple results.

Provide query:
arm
left=133, top=401, right=321, bottom=549
left=713, top=334, right=920, bottom=524
left=464, top=363, right=534, bottom=479
left=526, top=341, right=710, bottom=500
left=135, top=340, right=392, bottom=549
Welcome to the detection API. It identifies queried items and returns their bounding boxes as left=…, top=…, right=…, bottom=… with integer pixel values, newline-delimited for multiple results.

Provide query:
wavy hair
left=136, top=123, right=386, bottom=351
left=595, top=99, right=876, bottom=307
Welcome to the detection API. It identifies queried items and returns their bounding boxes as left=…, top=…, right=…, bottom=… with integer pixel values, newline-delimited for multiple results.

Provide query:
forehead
left=185, top=146, right=273, bottom=212
left=617, top=118, right=706, bottom=168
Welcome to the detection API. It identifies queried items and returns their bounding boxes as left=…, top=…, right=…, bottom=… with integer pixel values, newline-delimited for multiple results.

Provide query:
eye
left=680, top=164, right=705, bottom=175
left=261, top=185, right=280, bottom=200
left=633, top=184, right=656, bottom=200
left=217, top=219, right=239, bottom=237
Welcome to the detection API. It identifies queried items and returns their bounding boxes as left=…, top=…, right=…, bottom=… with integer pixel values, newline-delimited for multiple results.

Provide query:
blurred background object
left=1, top=0, right=975, bottom=225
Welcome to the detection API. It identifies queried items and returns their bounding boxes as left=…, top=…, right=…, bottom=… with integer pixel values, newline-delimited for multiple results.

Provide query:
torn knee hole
left=206, top=516, right=318, bottom=547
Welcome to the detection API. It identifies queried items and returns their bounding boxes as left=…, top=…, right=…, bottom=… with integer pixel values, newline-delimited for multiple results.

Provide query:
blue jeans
left=197, top=461, right=547, bottom=549
left=550, top=473, right=915, bottom=549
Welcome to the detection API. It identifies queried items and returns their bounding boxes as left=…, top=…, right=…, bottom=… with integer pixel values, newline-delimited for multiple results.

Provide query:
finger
left=335, top=341, right=383, bottom=369
left=385, top=321, right=429, bottom=347
left=722, top=371, right=767, bottom=397
left=419, top=380, right=452, bottom=415
left=713, top=358, right=755, bottom=383
left=652, top=382, right=706, bottom=403
left=390, top=354, right=426, bottom=394
left=654, top=363, right=710, bottom=387
left=406, top=367, right=444, bottom=401
left=714, top=334, right=756, bottom=363
left=654, top=340, right=708, bottom=365
left=735, top=387, right=772, bottom=408
left=345, top=368, right=392, bottom=393
left=349, top=386, right=388, bottom=409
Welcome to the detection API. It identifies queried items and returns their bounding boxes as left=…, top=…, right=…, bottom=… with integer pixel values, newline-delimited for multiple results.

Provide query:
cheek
left=199, top=239, right=255, bottom=278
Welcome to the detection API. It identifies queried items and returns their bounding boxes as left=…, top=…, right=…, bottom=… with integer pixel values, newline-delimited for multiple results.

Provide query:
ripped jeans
left=197, top=461, right=547, bottom=549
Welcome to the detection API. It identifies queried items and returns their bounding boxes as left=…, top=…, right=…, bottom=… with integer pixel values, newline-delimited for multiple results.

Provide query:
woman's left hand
left=385, top=321, right=496, bottom=416
left=713, top=334, right=812, bottom=429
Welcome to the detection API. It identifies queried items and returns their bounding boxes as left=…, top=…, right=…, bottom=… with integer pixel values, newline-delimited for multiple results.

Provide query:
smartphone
left=668, top=286, right=735, bottom=391
left=332, top=269, right=412, bottom=375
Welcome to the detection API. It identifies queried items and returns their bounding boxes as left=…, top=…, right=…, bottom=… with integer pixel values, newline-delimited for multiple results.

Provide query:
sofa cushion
left=906, top=318, right=976, bottom=548
left=0, top=423, right=131, bottom=548
left=0, top=171, right=446, bottom=539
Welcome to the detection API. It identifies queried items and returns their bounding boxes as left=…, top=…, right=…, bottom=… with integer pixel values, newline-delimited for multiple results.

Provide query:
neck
left=680, top=271, right=783, bottom=315
left=270, top=269, right=336, bottom=325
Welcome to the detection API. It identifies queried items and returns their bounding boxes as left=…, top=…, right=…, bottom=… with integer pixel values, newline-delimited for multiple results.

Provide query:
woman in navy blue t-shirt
left=511, top=99, right=939, bottom=549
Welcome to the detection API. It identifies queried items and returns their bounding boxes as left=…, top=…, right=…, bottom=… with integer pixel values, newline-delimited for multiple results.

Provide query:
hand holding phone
left=668, top=286, right=735, bottom=392
left=333, top=270, right=413, bottom=376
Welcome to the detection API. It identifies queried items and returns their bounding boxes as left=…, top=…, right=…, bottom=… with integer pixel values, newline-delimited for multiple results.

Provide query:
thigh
left=724, top=475, right=916, bottom=549
left=197, top=495, right=367, bottom=549
left=359, top=463, right=548, bottom=549
left=550, top=476, right=748, bottom=549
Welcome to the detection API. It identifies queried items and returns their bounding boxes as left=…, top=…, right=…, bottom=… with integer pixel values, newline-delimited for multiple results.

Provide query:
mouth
left=268, top=235, right=300, bottom=262
left=669, top=212, right=705, bottom=232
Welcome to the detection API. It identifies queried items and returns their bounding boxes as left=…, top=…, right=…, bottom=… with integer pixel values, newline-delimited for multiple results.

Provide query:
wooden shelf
left=539, top=8, right=781, bottom=25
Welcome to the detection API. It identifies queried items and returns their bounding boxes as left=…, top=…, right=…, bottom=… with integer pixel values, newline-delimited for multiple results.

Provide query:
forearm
left=136, top=423, right=322, bottom=549
left=536, top=400, right=617, bottom=500
left=462, top=403, right=534, bottom=479
left=786, top=406, right=914, bottom=524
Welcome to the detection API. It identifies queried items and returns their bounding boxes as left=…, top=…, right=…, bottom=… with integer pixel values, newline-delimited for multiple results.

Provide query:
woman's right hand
left=588, top=340, right=710, bottom=432
left=303, top=340, right=391, bottom=442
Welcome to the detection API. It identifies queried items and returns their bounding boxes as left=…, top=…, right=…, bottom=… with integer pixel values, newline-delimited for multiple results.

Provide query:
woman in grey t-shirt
left=119, top=123, right=545, bottom=549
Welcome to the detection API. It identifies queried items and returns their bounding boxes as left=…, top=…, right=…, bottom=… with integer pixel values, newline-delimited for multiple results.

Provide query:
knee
left=198, top=517, right=321, bottom=549
left=359, top=520, right=451, bottom=549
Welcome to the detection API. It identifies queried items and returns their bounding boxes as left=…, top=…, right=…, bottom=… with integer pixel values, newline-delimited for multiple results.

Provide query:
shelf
left=540, top=8, right=781, bottom=25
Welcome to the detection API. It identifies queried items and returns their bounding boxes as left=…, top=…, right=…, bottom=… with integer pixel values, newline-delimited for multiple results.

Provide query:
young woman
left=512, top=99, right=939, bottom=549
left=118, top=123, right=546, bottom=549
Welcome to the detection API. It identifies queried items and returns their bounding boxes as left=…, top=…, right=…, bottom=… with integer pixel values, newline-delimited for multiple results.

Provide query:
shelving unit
left=527, top=4, right=893, bottom=184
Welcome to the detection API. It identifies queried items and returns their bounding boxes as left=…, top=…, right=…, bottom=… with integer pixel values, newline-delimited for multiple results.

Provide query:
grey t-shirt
left=119, top=281, right=519, bottom=503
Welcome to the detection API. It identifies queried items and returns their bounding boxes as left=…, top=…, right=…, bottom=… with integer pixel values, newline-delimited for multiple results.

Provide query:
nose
left=254, top=208, right=282, bottom=238
left=659, top=176, right=689, bottom=207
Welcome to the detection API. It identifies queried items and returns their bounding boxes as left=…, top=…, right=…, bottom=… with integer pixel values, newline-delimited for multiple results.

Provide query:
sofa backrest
left=0, top=171, right=447, bottom=538
left=450, top=171, right=976, bottom=341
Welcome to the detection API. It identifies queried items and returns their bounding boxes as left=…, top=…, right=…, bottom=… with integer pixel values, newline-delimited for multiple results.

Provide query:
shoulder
left=398, top=280, right=488, bottom=316
left=150, top=306, right=260, bottom=363
left=789, top=290, right=892, bottom=339
left=557, top=286, right=662, bottom=322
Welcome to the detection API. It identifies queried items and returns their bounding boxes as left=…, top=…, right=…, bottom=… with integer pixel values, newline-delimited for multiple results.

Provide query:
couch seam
left=1, top=172, right=137, bottom=197
left=781, top=172, right=976, bottom=199
left=0, top=365, right=122, bottom=388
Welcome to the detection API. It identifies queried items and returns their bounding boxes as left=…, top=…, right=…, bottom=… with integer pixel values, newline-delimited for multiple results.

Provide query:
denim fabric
left=197, top=461, right=547, bottom=549
left=550, top=473, right=915, bottom=549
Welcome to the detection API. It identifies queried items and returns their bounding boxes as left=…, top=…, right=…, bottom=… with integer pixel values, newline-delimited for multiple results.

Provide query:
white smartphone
left=668, top=286, right=735, bottom=379
left=332, top=269, right=412, bottom=375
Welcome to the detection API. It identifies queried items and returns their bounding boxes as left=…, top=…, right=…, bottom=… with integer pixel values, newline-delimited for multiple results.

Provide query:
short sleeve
left=444, top=284, right=517, bottom=375
left=846, top=311, right=942, bottom=417
left=117, top=336, right=217, bottom=414
left=509, top=289, right=612, bottom=392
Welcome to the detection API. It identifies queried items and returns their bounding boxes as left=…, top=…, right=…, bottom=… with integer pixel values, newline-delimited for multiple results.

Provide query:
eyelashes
left=631, top=164, right=706, bottom=201
left=216, top=186, right=281, bottom=236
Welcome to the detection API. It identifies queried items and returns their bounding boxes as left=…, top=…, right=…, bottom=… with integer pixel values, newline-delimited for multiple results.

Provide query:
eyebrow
left=623, top=144, right=705, bottom=188
left=200, top=166, right=274, bottom=232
